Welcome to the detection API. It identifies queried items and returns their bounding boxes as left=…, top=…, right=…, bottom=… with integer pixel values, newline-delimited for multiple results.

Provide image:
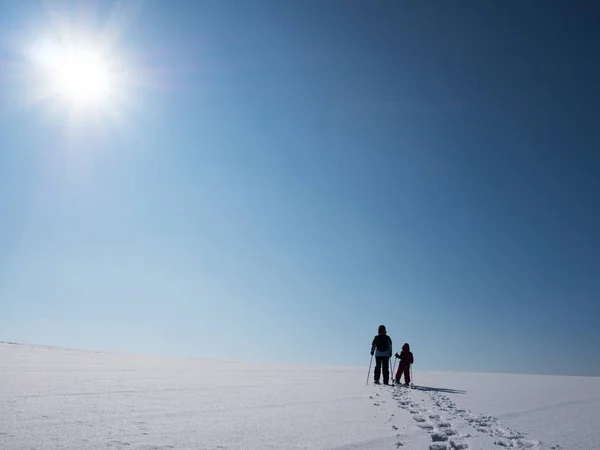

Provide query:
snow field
left=1, top=343, right=598, bottom=450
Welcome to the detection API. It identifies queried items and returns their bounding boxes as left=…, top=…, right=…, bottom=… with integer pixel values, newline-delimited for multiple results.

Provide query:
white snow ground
left=1, top=343, right=598, bottom=450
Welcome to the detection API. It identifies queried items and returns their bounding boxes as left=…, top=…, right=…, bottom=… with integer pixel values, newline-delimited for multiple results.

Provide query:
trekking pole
left=391, top=356, right=397, bottom=384
left=366, top=354, right=374, bottom=385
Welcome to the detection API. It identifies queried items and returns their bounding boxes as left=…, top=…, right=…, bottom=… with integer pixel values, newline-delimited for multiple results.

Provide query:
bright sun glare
left=51, top=48, right=113, bottom=106
left=28, top=36, right=123, bottom=114
left=10, top=1, right=149, bottom=135
left=18, top=1, right=147, bottom=123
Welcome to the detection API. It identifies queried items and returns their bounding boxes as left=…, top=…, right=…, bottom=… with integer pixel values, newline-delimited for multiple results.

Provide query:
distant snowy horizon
left=1, top=339, right=599, bottom=380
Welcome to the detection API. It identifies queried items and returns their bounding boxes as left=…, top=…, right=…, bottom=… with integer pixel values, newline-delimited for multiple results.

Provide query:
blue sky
left=0, top=1, right=598, bottom=376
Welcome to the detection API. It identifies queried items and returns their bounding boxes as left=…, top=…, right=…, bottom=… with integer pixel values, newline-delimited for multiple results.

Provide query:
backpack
left=373, top=334, right=391, bottom=352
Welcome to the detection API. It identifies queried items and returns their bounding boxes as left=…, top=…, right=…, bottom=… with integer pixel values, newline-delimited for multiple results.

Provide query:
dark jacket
left=395, top=343, right=414, bottom=368
left=371, top=334, right=392, bottom=357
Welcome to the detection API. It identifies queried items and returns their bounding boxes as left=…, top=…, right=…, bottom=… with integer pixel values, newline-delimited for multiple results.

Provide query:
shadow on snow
left=409, top=385, right=467, bottom=394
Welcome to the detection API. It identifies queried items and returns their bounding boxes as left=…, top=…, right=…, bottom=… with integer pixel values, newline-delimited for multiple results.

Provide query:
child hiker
left=394, top=343, right=414, bottom=386
left=370, top=325, right=392, bottom=385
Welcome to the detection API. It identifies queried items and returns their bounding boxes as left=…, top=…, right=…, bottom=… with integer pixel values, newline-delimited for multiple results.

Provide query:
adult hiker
left=370, top=325, right=392, bottom=385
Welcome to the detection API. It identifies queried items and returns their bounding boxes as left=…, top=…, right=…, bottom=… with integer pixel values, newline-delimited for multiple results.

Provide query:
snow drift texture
left=1, top=342, right=598, bottom=449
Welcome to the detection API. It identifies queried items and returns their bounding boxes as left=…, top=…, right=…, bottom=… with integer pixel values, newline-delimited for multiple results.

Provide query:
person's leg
left=382, top=357, right=390, bottom=384
left=395, top=365, right=402, bottom=383
left=404, top=366, right=410, bottom=385
left=374, top=357, right=382, bottom=382
left=397, top=365, right=405, bottom=383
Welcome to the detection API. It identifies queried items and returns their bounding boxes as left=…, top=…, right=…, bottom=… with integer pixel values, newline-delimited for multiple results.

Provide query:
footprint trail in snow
left=371, top=384, right=554, bottom=450
left=424, top=389, right=540, bottom=449
left=393, top=386, right=468, bottom=450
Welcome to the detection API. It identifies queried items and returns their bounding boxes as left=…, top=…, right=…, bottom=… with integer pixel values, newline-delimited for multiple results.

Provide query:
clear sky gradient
left=1, top=1, right=599, bottom=376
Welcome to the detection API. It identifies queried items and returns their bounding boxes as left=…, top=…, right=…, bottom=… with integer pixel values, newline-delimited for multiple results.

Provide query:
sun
left=4, top=0, right=157, bottom=129
left=27, top=36, right=124, bottom=115
left=51, top=47, right=114, bottom=106
left=35, top=42, right=117, bottom=109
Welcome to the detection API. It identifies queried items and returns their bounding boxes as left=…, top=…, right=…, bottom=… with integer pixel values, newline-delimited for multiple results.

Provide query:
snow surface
left=1, top=342, right=598, bottom=450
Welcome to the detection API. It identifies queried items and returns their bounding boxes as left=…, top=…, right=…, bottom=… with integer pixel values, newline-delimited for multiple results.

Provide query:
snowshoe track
left=369, top=382, right=564, bottom=450
left=382, top=384, right=554, bottom=450
left=392, top=386, right=466, bottom=450
left=428, top=390, right=541, bottom=448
